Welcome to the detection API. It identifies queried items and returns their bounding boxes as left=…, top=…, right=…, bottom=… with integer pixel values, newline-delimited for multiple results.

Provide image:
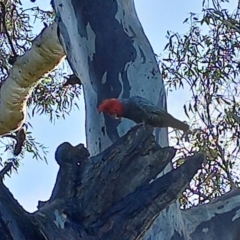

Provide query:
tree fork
left=0, top=125, right=204, bottom=239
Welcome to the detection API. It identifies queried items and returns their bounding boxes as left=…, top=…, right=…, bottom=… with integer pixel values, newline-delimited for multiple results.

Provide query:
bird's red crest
left=98, top=98, right=123, bottom=118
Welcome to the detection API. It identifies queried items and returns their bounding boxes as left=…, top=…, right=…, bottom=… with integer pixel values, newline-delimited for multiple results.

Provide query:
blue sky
left=5, top=0, right=203, bottom=212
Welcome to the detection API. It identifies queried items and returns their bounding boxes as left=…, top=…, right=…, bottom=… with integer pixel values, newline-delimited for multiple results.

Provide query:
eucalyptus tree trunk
left=53, top=0, right=183, bottom=239
left=53, top=0, right=168, bottom=155
left=0, top=0, right=239, bottom=240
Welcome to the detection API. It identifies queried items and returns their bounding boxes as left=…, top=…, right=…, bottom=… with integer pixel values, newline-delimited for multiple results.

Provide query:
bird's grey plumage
left=120, top=96, right=189, bottom=131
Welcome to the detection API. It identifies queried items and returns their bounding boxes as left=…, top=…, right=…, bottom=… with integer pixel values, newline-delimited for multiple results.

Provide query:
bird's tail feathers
left=167, top=117, right=189, bottom=131
left=157, top=111, right=189, bottom=131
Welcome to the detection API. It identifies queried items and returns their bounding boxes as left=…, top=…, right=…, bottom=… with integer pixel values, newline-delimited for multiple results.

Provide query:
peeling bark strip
left=0, top=22, right=65, bottom=136
left=54, top=0, right=168, bottom=155
left=0, top=125, right=205, bottom=239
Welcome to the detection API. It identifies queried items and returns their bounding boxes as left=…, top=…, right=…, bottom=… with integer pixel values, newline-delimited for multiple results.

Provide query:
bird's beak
left=111, top=113, right=121, bottom=119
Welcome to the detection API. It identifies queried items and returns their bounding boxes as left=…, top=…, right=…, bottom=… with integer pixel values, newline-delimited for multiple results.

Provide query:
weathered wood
left=0, top=179, right=45, bottom=240
left=0, top=125, right=205, bottom=239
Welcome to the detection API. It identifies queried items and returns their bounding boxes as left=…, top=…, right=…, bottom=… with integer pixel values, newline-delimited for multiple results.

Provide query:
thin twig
left=0, top=162, right=13, bottom=179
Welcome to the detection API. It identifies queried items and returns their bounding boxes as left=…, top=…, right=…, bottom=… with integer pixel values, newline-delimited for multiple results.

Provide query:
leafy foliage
left=160, top=0, right=240, bottom=208
left=0, top=1, right=80, bottom=168
left=28, top=70, right=81, bottom=123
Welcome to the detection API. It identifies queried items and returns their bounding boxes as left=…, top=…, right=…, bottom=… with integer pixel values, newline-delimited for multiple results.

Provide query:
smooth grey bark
left=53, top=0, right=168, bottom=156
